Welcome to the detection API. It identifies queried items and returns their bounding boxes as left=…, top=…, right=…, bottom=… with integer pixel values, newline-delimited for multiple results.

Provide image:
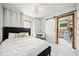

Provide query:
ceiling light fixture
left=32, top=4, right=44, bottom=15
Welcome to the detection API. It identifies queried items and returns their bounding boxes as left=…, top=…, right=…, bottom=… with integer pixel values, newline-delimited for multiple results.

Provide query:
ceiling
left=1, top=3, right=75, bottom=18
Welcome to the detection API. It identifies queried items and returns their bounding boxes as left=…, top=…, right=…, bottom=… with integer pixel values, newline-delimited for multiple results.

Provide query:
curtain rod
left=46, top=10, right=76, bottom=20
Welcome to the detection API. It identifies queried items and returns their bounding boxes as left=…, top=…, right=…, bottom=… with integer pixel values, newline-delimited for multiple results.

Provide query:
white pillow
left=8, top=33, right=16, bottom=39
left=20, top=32, right=29, bottom=37
left=9, top=33, right=21, bottom=39
left=15, top=33, right=21, bottom=38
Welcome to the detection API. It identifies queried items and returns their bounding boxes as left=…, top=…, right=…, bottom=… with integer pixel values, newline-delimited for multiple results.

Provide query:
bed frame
left=2, top=27, right=51, bottom=56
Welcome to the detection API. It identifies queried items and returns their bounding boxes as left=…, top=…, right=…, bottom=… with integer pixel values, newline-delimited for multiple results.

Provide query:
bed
left=0, top=27, right=51, bottom=56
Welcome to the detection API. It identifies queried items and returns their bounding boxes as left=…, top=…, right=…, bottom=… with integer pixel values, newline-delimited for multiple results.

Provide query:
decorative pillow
left=20, top=32, right=29, bottom=37
left=8, top=33, right=16, bottom=39
left=15, top=33, right=21, bottom=38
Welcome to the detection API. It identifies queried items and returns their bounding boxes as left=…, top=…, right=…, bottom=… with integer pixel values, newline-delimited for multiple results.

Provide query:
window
left=24, top=20, right=31, bottom=28
left=60, top=23, right=67, bottom=27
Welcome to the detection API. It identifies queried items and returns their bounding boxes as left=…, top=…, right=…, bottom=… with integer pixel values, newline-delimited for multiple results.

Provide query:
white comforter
left=0, top=36, right=50, bottom=56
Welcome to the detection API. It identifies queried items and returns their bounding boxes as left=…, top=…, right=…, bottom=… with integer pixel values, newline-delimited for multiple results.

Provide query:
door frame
left=56, top=12, right=75, bottom=48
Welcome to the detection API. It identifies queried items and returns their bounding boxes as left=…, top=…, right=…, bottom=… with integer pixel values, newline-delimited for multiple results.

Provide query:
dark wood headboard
left=3, top=27, right=31, bottom=41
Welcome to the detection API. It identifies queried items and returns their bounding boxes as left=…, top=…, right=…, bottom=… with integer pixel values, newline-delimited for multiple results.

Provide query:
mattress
left=0, top=36, right=50, bottom=56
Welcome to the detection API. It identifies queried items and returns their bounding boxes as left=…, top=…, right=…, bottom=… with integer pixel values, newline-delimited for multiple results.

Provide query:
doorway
left=56, top=12, right=75, bottom=48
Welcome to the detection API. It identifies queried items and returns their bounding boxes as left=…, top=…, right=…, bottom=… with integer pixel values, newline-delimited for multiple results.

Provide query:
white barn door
left=45, top=18, right=56, bottom=43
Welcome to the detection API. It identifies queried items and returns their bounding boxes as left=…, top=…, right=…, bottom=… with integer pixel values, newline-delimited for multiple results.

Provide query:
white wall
left=20, top=14, right=24, bottom=27
left=76, top=3, right=79, bottom=55
left=45, top=18, right=56, bottom=43
left=32, top=18, right=41, bottom=36
left=3, top=8, right=21, bottom=27
left=0, top=5, right=3, bottom=43
left=0, top=6, right=3, bottom=28
left=76, top=13, right=79, bottom=55
left=40, top=19, right=46, bottom=33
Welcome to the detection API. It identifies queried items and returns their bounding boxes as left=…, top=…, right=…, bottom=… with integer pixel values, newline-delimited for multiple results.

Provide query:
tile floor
left=51, top=38, right=77, bottom=56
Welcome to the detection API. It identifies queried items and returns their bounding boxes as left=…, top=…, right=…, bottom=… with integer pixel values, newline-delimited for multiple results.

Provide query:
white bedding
left=0, top=36, right=50, bottom=56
